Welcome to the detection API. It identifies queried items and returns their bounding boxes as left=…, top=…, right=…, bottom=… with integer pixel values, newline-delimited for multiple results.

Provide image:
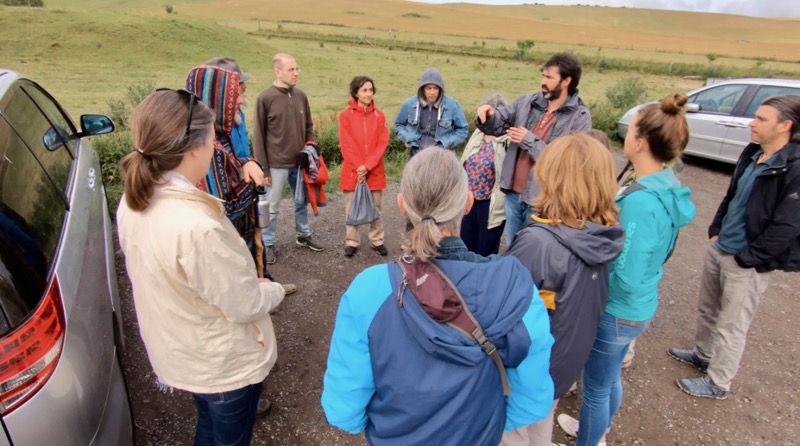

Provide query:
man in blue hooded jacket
left=394, top=68, right=469, bottom=157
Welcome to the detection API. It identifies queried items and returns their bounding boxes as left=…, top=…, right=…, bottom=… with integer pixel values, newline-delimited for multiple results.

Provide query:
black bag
left=346, top=182, right=379, bottom=226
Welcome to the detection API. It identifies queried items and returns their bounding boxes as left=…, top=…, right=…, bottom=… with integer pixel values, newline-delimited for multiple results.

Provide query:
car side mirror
left=43, top=125, right=70, bottom=152
left=80, top=114, right=115, bottom=136
left=686, top=103, right=700, bottom=113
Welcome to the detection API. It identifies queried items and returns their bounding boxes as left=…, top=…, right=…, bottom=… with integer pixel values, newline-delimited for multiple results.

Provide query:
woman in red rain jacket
left=338, top=76, right=390, bottom=257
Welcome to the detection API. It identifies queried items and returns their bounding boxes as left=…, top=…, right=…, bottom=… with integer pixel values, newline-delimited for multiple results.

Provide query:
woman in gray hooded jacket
left=503, top=133, right=624, bottom=446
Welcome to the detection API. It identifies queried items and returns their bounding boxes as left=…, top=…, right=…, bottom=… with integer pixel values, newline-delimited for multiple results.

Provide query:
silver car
left=0, top=69, right=133, bottom=445
left=618, top=78, right=800, bottom=164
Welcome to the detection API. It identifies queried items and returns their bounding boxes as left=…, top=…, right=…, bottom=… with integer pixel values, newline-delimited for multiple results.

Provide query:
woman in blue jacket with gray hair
left=322, top=147, right=553, bottom=446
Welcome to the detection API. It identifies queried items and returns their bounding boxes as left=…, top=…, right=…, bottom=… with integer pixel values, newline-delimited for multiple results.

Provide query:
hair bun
left=661, top=93, right=688, bottom=115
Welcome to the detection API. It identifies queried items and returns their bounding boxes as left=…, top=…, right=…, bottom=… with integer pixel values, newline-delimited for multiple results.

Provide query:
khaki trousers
left=694, top=243, right=770, bottom=390
left=344, top=189, right=384, bottom=248
left=499, top=399, right=558, bottom=446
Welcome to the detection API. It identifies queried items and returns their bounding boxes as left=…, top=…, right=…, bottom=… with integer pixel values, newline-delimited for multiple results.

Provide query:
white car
left=618, top=78, right=800, bottom=164
left=0, top=69, right=133, bottom=445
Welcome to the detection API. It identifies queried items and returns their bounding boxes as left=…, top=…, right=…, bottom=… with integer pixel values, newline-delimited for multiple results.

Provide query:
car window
left=0, top=114, right=66, bottom=335
left=2, top=85, right=73, bottom=196
left=688, top=84, right=748, bottom=115
left=742, top=86, right=800, bottom=118
left=21, top=82, right=76, bottom=155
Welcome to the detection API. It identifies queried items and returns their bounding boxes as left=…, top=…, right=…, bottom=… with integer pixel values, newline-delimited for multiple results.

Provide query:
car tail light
left=0, top=275, right=65, bottom=415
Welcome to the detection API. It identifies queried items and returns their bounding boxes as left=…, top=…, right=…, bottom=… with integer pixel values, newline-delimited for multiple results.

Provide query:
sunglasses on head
left=156, top=88, right=200, bottom=140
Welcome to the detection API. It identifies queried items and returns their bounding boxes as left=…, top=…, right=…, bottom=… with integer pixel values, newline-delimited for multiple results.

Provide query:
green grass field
left=2, top=5, right=707, bottom=121
left=3, top=0, right=796, bottom=210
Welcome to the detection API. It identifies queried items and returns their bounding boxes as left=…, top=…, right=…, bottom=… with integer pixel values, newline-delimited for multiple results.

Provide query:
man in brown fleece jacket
left=252, top=53, right=324, bottom=264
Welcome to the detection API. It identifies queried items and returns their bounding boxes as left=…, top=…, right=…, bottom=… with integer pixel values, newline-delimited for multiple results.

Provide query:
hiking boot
left=265, top=245, right=277, bottom=264
left=371, top=244, right=388, bottom=256
left=676, top=376, right=730, bottom=400
left=296, top=236, right=324, bottom=252
left=344, top=246, right=357, bottom=257
left=282, top=283, right=297, bottom=295
left=667, top=347, right=709, bottom=373
left=256, top=397, right=272, bottom=418
left=556, top=413, right=579, bottom=438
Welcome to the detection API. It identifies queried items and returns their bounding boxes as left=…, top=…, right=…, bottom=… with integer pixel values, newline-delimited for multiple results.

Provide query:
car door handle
left=716, top=121, right=745, bottom=128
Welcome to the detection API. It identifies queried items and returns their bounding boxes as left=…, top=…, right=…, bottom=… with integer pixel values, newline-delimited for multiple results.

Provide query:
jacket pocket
left=438, top=118, right=453, bottom=130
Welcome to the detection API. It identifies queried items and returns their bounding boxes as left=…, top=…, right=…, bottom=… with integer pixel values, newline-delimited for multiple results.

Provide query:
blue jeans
left=192, top=382, right=262, bottom=446
left=262, top=167, right=311, bottom=246
left=577, top=312, right=651, bottom=446
left=503, top=191, right=531, bottom=246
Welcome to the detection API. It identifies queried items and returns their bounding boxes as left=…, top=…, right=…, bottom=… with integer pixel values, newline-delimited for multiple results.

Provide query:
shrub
left=106, top=98, right=130, bottom=131
left=515, top=40, right=535, bottom=60
left=314, top=118, right=341, bottom=165
left=0, top=0, right=45, bottom=6
left=105, top=80, right=156, bottom=130
left=164, top=4, right=173, bottom=14
left=125, top=80, right=156, bottom=110
left=94, top=131, right=133, bottom=213
left=605, top=76, right=646, bottom=110
left=587, top=99, right=622, bottom=140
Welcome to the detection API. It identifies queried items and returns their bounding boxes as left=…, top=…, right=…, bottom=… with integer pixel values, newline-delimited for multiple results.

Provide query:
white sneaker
left=557, top=413, right=579, bottom=438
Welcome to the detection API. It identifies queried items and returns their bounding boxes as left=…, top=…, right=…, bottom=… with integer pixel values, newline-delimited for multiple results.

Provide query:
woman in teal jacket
left=558, top=93, right=697, bottom=446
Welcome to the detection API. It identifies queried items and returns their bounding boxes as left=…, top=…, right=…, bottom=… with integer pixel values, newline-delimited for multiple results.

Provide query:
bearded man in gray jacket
left=476, top=52, right=591, bottom=245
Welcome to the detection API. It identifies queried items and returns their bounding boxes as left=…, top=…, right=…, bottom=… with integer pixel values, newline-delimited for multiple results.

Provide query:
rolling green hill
left=42, top=0, right=800, bottom=61
left=0, top=6, right=276, bottom=115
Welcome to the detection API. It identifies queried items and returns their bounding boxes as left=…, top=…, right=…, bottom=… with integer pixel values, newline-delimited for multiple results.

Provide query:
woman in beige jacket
left=460, top=93, right=510, bottom=256
left=117, top=90, right=285, bottom=446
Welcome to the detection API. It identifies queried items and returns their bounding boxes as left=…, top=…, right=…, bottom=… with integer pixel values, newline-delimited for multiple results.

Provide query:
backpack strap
left=396, top=257, right=512, bottom=396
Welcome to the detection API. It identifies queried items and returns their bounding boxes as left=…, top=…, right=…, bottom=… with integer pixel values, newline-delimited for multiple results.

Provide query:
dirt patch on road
left=119, top=155, right=800, bottom=445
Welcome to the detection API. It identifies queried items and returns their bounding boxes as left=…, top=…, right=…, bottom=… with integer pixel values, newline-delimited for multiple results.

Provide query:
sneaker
left=622, top=356, right=633, bottom=369
left=256, top=397, right=272, bottom=418
left=371, top=244, right=388, bottom=256
left=344, top=246, right=357, bottom=257
left=296, top=236, right=324, bottom=252
left=676, top=375, right=730, bottom=399
left=282, top=283, right=297, bottom=295
left=567, top=381, right=578, bottom=396
left=667, top=347, right=709, bottom=373
left=265, top=245, right=277, bottom=265
left=556, top=413, right=579, bottom=438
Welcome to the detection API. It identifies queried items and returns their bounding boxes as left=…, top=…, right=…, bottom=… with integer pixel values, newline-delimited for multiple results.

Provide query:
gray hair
left=400, top=147, right=469, bottom=262
left=481, top=93, right=507, bottom=109
left=761, top=94, right=800, bottom=142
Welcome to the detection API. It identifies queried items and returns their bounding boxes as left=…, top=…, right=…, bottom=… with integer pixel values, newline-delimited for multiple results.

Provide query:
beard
left=542, top=83, right=563, bottom=101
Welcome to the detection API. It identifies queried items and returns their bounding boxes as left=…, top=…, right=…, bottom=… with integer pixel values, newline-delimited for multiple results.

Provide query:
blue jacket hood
left=398, top=256, right=533, bottom=368
left=630, top=168, right=695, bottom=229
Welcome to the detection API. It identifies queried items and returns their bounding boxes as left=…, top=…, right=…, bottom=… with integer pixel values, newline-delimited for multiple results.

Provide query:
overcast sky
left=410, top=0, right=800, bottom=18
